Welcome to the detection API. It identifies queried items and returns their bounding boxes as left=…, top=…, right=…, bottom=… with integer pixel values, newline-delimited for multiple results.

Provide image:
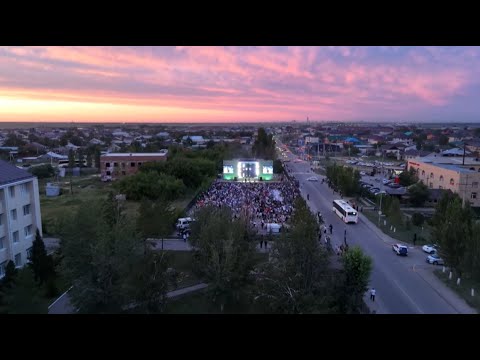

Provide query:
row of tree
left=325, top=163, right=361, bottom=196
left=188, top=197, right=373, bottom=313
left=431, top=192, right=480, bottom=281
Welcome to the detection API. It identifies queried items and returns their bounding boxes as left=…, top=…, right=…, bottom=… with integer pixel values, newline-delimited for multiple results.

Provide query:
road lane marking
left=391, top=278, right=424, bottom=314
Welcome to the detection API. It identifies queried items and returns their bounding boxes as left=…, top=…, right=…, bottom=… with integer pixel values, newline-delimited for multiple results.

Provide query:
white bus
left=332, top=200, right=358, bottom=224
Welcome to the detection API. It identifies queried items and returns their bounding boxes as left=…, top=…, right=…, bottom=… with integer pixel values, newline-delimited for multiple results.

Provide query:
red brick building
left=100, top=150, right=168, bottom=180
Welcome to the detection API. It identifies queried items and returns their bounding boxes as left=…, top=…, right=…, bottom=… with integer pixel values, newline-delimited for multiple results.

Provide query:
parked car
left=360, top=171, right=366, bottom=176
left=369, top=187, right=381, bottom=193
left=388, top=183, right=401, bottom=188
left=422, top=244, right=438, bottom=254
left=393, top=243, right=408, bottom=256
left=382, top=179, right=391, bottom=185
left=426, top=254, right=444, bottom=265
left=307, top=176, right=319, bottom=182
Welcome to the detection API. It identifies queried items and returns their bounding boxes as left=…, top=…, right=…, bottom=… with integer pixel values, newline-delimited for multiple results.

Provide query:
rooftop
left=102, top=151, right=168, bottom=157
left=0, top=159, right=35, bottom=186
left=425, top=163, right=477, bottom=174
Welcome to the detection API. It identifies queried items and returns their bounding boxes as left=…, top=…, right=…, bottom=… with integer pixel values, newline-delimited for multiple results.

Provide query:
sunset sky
left=0, top=46, right=479, bottom=123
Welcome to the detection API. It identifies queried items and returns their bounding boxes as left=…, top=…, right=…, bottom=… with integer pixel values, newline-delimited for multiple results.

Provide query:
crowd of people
left=192, top=178, right=300, bottom=233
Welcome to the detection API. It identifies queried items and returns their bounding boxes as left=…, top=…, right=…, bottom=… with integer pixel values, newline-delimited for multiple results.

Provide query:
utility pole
left=462, top=174, right=469, bottom=208
left=378, top=193, right=383, bottom=225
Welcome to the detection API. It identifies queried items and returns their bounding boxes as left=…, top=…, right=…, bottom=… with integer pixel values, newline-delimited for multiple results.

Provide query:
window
left=422, top=170, right=425, bottom=176
left=121, top=162, right=125, bottom=168
left=471, top=192, right=477, bottom=199
left=14, top=253, right=21, bottom=267
left=430, top=172, right=434, bottom=179
left=137, top=162, right=142, bottom=167
left=26, top=247, right=32, bottom=260
left=429, top=182, right=433, bottom=188
left=106, top=162, right=111, bottom=167
left=106, top=171, right=111, bottom=176
left=9, top=186, right=15, bottom=198
left=439, top=175, right=444, bottom=182
left=10, top=209, right=17, bottom=221
left=0, top=261, right=6, bottom=277
left=473, top=182, right=479, bottom=188
left=24, top=225, right=32, bottom=237
left=114, top=162, right=118, bottom=167
left=131, top=162, right=136, bottom=167
left=439, top=186, right=443, bottom=190
left=121, top=171, right=126, bottom=176
left=21, top=183, right=29, bottom=195
left=0, top=236, right=5, bottom=249
left=23, top=204, right=30, bottom=216
left=12, top=231, right=19, bottom=243
left=450, top=178, right=455, bottom=185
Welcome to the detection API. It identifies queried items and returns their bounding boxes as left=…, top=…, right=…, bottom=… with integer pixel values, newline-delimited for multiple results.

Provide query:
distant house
left=65, top=142, right=79, bottom=151
left=156, top=132, right=170, bottom=139
left=367, top=135, right=384, bottom=145
left=441, top=147, right=471, bottom=157
left=112, top=131, right=130, bottom=138
left=182, top=135, right=206, bottom=145
left=404, top=150, right=435, bottom=161
left=89, top=138, right=105, bottom=146
left=466, top=140, right=480, bottom=154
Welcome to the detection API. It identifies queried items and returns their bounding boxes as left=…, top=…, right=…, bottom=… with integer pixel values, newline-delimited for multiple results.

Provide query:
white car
left=360, top=171, right=367, bottom=176
left=426, top=254, right=444, bottom=265
left=307, top=176, right=319, bottom=182
left=392, top=243, right=408, bottom=256
left=382, top=179, right=391, bottom=185
left=422, top=244, right=438, bottom=254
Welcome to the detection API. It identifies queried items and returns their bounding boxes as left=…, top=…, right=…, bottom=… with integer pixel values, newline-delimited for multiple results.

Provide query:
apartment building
left=407, top=158, right=480, bottom=207
left=100, top=150, right=168, bottom=181
left=0, top=160, right=42, bottom=278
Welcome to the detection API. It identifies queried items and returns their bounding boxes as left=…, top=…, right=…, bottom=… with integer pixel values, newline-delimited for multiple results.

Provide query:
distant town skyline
left=1, top=46, right=479, bottom=124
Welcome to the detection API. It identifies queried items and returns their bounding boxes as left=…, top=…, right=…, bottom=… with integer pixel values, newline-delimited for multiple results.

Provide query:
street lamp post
left=377, top=193, right=383, bottom=225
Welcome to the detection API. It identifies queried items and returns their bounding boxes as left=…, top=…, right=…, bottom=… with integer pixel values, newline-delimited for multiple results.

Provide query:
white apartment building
left=0, top=160, right=42, bottom=278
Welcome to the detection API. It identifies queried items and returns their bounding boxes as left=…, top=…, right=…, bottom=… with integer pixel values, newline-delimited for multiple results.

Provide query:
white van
left=176, top=217, right=194, bottom=231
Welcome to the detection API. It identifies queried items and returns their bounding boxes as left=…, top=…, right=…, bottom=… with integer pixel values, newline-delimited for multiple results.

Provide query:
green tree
left=408, top=182, right=430, bottom=207
left=273, top=159, right=284, bottom=174
left=86, top=152, right=92, bottom=168
left=60, top=196, right=170, bottom=313
left=77, top=148, right=84, bottom=168
left=431, top=194, right=471, bottom=274
left=0, top=268, right=48, bottom=314
left=68, top=149, right=75, bottom=168
left=95, top=149, right=101, bottom=170
left=28, top=229, right=56, bottom=285
left=411, top=213, right=425, bottom=226
left=137, top=199, right=176, bottom=252
left=399, top=167, right=418, bottom=187
left=189, top=206, right=256, bottom=312
left=463, top=222, right=480, bottom=282
left=333, top=246, right=372, bottom=314
left=255, top=198, right=332, bottom=313
left=28, top=164, right=55, bottom=179
left=438, top=134, right=449, bottom=146
left=1, top=260, right=17, bottom=288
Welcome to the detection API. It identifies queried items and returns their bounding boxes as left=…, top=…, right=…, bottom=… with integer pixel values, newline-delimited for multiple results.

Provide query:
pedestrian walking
left=264, top=239, right=268, bottom=249
left=260, top=240, right=263, bottom=249
left=413, top=233, right=417, bottom=246
left=324, top=227, right=327, bottom=235
left=370, top=288, right=376, bottom=302
left=183, top=233, right=187, bottom=243
left=329, top=224, right=333, bottom=234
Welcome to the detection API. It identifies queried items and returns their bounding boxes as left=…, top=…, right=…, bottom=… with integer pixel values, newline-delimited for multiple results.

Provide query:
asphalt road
left=280, top=144, right=463, bottom=314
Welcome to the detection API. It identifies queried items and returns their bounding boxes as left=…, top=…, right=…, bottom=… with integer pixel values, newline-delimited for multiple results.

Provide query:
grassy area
left=362, top=209, right=432, bottom=245
left=39, top=175, right=114, bottom=235
left=39, top=174, right=200, bottom=236
left=434, top=269, right=480, bottom=312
